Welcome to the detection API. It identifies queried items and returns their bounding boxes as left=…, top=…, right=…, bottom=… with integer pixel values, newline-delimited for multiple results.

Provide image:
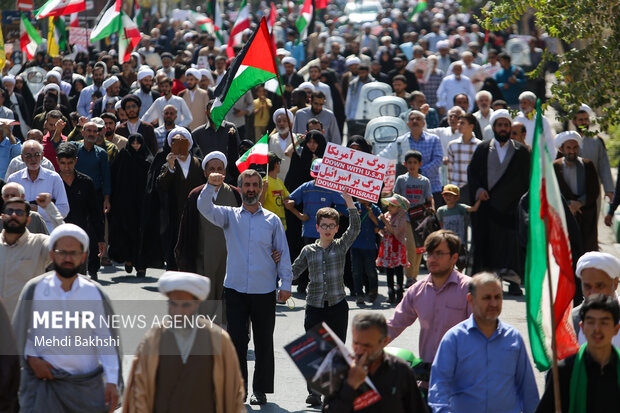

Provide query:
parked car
left=339, top=1, right=384, bottom=25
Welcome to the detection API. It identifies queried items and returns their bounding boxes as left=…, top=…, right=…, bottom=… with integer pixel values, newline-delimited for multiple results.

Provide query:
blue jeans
left=350, top=248, right=378, bottom=296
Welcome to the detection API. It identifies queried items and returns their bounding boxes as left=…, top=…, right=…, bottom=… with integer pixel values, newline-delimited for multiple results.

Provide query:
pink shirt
left=387, top=270, right=472, bottom=363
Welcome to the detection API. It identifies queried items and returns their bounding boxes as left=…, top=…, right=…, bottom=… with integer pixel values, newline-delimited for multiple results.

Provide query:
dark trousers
left=296, top=237, right=318, bottom=291
left=386, top=266, right=404, bottom=291
left=304, top=299, right=349, bottom=395
left=350, top=248, right=378, bottom=296
left=433, top=191, right=445, bottom=208
left=225, top=288, right=276, bottom=394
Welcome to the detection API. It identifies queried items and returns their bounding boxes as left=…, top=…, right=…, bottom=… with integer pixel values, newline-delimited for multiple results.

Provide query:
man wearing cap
left=142, top=77, right=193, bottom=129
left=553, top=131, right=600, bottom=252
left=468, top=109, right=530, bottom=292
left=198, top=168, right=293, bottom=405
left=281, top=56, right=304, bottom=107
left=132, top=68, right=161, bottom=118
left=12, top=223, right=121, bottom=412
left=123, top=271, right=244, bottom=412
left=179, top=67, right=210, bottom=131
left=572, top=104, right=614, bottom=203
left=77, top=64, right=106, bottom=118
left=175, top=151, right=241, bottom=304
left=571, top=252, right=620, bottom=348
left=513, top=91, right=555, bottom=147
left=116, top=95, right=158, bottom=156
left=157, top=127, right=205, bottom=270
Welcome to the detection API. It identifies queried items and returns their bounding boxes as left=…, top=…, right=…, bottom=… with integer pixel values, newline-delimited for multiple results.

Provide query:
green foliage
left=605, top=124, right=620, bottom=168
left=475, top=0, right=620, bottom=133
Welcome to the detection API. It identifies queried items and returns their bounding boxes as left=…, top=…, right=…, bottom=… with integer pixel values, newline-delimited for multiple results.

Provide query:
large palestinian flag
left=211, top=18, right=277, bottom=129
left=226, top=0, right=250, bottom=57
left=525, top=100, right=580, bottom=371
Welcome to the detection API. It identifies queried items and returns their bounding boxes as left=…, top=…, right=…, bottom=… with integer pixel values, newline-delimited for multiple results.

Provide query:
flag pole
left=538, top=99, right=562, bottom=413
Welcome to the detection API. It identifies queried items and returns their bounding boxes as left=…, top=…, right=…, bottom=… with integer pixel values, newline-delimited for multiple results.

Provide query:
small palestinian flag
left=211, top=18, right=278, bottom=129
left=236, top=134, right=269, bottom=172
left=296, top=0, right=313, bottom=40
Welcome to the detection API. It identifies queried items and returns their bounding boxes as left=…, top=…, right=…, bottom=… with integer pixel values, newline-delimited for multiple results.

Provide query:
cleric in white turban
left=158, top=271, right=211, bottom=301
left=49, top=223, right=90, bottom=252
left=201, top=151, right=228, bottom=171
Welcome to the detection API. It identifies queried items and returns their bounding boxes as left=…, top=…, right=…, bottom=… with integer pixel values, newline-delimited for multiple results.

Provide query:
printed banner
left=382, top=160, right=396, bottom=195
left=69, top=26, right=89, bottom=47
left=315, top=142, right=389, bottom=203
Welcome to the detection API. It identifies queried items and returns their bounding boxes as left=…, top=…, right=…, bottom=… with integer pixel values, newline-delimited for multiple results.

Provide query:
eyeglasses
left=318, top=223, right=338, bottom=230
left=168, top=300, right=196, bottom=309
left=3, top=208, right=26, bottom=216
left=53, top=249, right=83, bottom=259
left=423, top=251, right=452, bottom=260
left=23, top=152, right=43, bottom=159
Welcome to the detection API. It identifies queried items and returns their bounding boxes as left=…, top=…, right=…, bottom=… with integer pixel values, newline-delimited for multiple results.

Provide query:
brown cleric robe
left=553, top=157, right=600, bottom=252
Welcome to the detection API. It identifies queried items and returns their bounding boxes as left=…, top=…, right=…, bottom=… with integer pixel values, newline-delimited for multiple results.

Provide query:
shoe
left=368, top=291, right=378, bottom=303
left=89, top=272, right=98, bottom=281
left=305, top=393, right=322, bottom=406
left=405, top=278, right=416, bottom=288
left=250, top=392, right=267, bottom=405
left=136, top=270, right=146, bottom=278
left=124, top=263, right=133, bottom=273
left=101, top=257, right=113, bottom=266
left=356, top=295, right=365, bottom=306
left=388, top=289, right=396, bottom=304
left=396, top=288, right=404, bottom=303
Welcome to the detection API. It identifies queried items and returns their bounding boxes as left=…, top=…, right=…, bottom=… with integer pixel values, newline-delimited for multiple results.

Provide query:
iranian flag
left=90, top=0, right=122, bottom=42
left=211, top=17, right=278, bottom=129
left=267, top=2, right=277, bottom=31
left=408, top=0, right=427, bottom=21
left=20, top=12, right=43, bottom=60
left=69, top=12, right=79, bottom=27
left=526, top=100, right=580, bottom=371
left=119, top=12, right=141, bottom=63
left=236, top=134, right=269, bottom=172
left=35, top=0, right=85, bottom=19
left=296, top=0, right=313, bottom=40
left=226, top=0, right=250, bottom=57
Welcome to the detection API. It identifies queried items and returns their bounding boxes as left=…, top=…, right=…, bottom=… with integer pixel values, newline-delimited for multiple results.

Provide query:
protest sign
left=382, top=160, right=396, bottom=195
left=315, top=142, right=389, bottom=203
left=69, top=27, right=89, bottom=48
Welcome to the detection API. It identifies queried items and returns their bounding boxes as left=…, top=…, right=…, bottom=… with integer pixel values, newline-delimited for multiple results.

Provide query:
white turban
left=167, top=127, right=193, bottom=148
left=346, top=57, right=361, bottom=67
left=298, top=81, right=314, bottom=91
left=183, top=32, right=195, bottom=41
left=49, top=223, right=90, bottom=252
left=114, top=100, right=122, bottom=110
left=137, top=68, right=154, bottom=81
left=46, top=71, right=61, bottom=82
left=201, top=151, right=228, bottom=170
left=2, top=75, right=15, bottom=85
left=579, top=104, right=594, bottom=117
left=555, top=131, right=582, bottom=148
left=490, top=109, right=512, bottom=126
left=437, top=40, right=450, bottom=49
left=158, top=271, right=211, bottom=301
left=199, top=68, right=213, bottom=82
left=185, top=68, right=201, bottom=80
left=576, top=251, right=620, bottom=280
left=281, top=56, right=296, bottom=66
left=102, top=76, right=119, bottom=90
left=272, top=108, right=293, bottom=124
left=43, top=83, right=61, bottom=94
left=276, top=48, right=290, bottom=57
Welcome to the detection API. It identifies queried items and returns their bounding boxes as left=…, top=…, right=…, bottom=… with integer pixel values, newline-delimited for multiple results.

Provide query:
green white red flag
left=20, top=12, right=43, bottom=60
left=525, top=100, right=580, bottom=371
left=296, top=0, right=313, bottom=40
left=90, top=0, right=140, bottom=63
left=236, top=134, right=269, bottom=172
left=119, top=12, right=141, bottom=63
left=211, top=18, right=278, bottom=129
left=35, top=0, right=85, bottom=19
left=226, top=0, right=250, bottom=57
left=408, top=0, right=427, bottom=21
left=132, top=0, right=142, bottom=28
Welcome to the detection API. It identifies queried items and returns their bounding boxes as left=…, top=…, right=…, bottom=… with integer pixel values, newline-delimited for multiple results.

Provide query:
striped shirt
left=447, top=136, right=481, bottom=187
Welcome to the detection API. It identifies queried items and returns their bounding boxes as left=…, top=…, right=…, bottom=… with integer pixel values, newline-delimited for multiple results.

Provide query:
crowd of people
left=0, top=0, right=619, bottom=412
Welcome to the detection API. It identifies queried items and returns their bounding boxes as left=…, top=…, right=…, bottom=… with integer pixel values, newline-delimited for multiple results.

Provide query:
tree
left=477, top=0, right=620, bottom=132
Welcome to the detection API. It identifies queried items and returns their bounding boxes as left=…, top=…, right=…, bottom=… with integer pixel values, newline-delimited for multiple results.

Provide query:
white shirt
left=127, top=120, right=140, bottom=135
left=436, top=74, right=476, bottom=111
left=513, top=111, right=555, bottom=149
left=427, top=126, right=461, bottom=155
left=494, top=139, right=509, bottom=163
left=7, top=167, right=69, bottom=232
left=133, top=90, right=155, bottom=118
left=141, top=95, right=193, bottom=128
left=474, top=109, right=494, bottom=133
left=5, top=156, right=56, bottom=180
left=310, top=80, right=333, bottom=111
left=24, top=273, right=119, bottom=384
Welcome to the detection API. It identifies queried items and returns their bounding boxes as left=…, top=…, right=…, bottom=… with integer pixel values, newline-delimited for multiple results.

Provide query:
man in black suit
left=115, top=95, right=158, bottom=156
left=280, top=57, right=304, bottom=107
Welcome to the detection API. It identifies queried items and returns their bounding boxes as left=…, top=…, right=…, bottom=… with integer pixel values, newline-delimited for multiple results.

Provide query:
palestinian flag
left=132, top=0, right=142, bottom=28
left=35, top=0, right=85, bottom=19
left=90, top=0, right=122, bottom=42
left=296, top=0, right=313, bottom=40
left=192, top=12, right=214, bottom=32
left=119, top=12, right=141, bottom=63
left=20, top=12, right=43, bottom=60
left=226, top=0, right=250, bottom=57
left=47, top=16, right=67, bottom=57
left=408, top=0, right=427, bottom=21
left=236, top=134, right=269, bottom=172
left=211, top=18, right=277, bottom=129
left=526, top=100, right=579, bottom=371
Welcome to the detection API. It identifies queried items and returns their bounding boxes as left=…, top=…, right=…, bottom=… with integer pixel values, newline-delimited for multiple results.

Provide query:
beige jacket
left=180, top=87, right=210, bottom=132
left=122, top=323, right=245, bottom=413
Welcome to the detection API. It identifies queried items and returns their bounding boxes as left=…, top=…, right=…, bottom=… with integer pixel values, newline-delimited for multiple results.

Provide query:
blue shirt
left=0, top=138, right=21, bottom=180
left=351, top=202, right=383, bottom=250
left=77, top=84, right=106, bottom=118
left=74, top=143, right=111, bottom=195
left=289, top=181, right=346, bottom=239
left=408, top=132, right=444, bottom=193
left=493, top=65, right=526, bottom=105
left=197, top=184, right=293, bottom=294
left=429, top=315, right=539, bottom=413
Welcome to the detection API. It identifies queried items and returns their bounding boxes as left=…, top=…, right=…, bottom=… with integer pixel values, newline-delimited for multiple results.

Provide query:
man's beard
left=105, top=129, right=114, bottom=137
left=53, top=262, right=80, bottom=279
left=3, top=219, right=26, bottom=234
left=140, top=84, right=151, bottom=93
left=565, top=153, right=578, bottom=162
left=311, top=107, right=321, bottom=115
left=164, top=119, right=175, bottom=127
left=242, top=192, right=259, bottom=205
left=494, top=130, right=510, bottom=143
left=277, top=127, right=289, bottom=136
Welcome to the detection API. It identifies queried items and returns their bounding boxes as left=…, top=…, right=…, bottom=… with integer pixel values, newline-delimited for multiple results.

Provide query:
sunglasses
left=3, top=208, right=26, bottom=216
